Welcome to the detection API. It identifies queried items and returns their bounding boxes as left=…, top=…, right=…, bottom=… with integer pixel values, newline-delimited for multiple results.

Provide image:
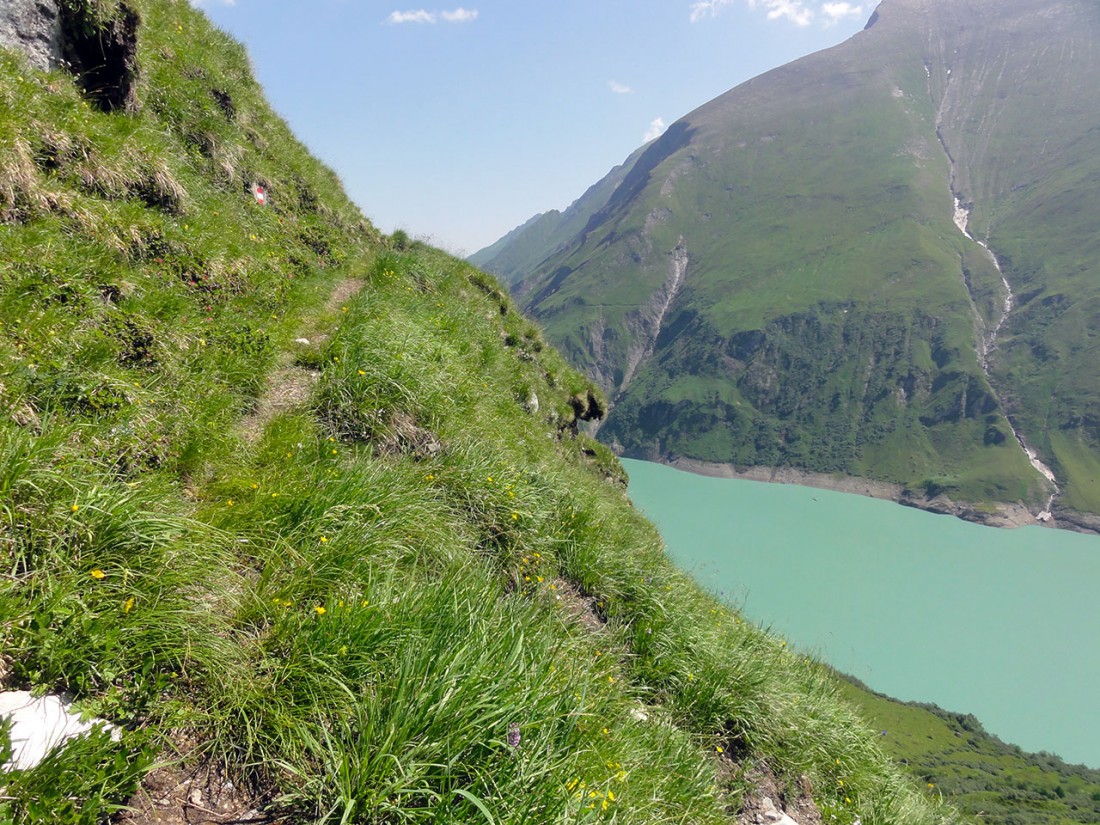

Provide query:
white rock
left=294, top=338, right=311, bottom=345
left=760, top=796, right=800, bottom=825
left=0, top=691, right=116, bottom=771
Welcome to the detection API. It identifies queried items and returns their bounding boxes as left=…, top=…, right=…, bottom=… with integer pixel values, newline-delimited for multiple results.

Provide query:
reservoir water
left=623, top=458, right=1100, bottom=768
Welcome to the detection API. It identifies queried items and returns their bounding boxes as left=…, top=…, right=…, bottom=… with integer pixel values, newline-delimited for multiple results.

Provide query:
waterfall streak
left=953, top=198, right=1057, bottom=518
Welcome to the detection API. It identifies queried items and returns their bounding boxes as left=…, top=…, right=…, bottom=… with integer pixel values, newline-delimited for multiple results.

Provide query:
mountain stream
left=952, top=198, right=1058, bottom=518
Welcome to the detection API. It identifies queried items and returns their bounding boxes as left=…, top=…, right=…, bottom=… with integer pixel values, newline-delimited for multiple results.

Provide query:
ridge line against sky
left=189, top=0, right=869, bottom=253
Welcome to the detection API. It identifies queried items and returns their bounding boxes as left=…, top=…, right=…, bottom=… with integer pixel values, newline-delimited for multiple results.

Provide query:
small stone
left=189, top=788, right=203, bottom=805
left=294, top=338, right=310, bottom=345
left=761, top=796, right=780, bottom=818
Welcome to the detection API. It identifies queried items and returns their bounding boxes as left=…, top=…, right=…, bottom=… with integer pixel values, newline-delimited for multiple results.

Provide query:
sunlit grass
left=0, top=2, right=953, bottom=823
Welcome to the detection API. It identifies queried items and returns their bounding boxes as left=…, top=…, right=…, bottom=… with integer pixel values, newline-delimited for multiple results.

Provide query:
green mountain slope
left=468, top=144, right=650, bottom=285
left=478, top=0, right=1100, bottom=524
left=840, top=678, right=1100, bottom=825
left=0, top=1, right=951, bottom=823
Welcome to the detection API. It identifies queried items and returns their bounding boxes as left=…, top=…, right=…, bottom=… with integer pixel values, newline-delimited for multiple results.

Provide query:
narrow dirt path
left=236, top=277, right=364, bottom=443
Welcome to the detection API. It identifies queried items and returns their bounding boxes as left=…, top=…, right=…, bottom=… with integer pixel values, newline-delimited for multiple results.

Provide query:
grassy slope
left=0, top=2, right=949, bottom=823
left=840, top=679, right=1100, bottom=825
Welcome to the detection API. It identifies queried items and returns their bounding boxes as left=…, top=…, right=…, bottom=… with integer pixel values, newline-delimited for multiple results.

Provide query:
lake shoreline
left=635, top=455, right=1070, bottom=531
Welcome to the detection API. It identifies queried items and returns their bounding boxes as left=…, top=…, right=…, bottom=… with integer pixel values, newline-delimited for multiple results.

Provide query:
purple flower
left=507, top=722, right=521, bottom=749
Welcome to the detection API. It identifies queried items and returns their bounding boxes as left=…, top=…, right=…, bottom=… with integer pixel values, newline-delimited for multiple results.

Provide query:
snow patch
left=0, top=691, right=117, bottom=771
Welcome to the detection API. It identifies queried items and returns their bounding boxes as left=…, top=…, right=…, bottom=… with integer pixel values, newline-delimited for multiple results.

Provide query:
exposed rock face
left=0, top=0, right=63, bottom=72
left=0, top=0, right=140, bottom=113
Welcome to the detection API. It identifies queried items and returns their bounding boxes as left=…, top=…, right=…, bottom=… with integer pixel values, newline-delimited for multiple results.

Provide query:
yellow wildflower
left=71, top=504, right=79, bottom=513
left=314, top=605, right=327, bottom=615
left=123, top=597, right=135, bottom=613
left=320, top=536, right=328, bottom=543
left=90, top=569, right=105, bottom=580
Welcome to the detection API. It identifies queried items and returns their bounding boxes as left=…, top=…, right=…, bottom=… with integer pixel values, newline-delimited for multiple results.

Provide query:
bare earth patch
left=734, top=764, right=822, bottom=825
left=236, top=277, right=365, bottom=443
left=547, top=578, right=607, bottom=635
left=237, top=365, right=319, bottom=443
left=324, top=277, right=364, bottom=314
left=119, top=758, right=280, bottom=825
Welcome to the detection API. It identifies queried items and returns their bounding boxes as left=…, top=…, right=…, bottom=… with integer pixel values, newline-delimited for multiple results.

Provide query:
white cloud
left=441, top=7, right=479, bottom=22
left=190, top=0, right=235, bottom=5
left=387, top=8, right=479, bottom=24
left=822, top=2, right=862, bottom=23
left=643, top=117, right=667, bottom=142
left=689, top=0, right=735, bottom=23
left=609, top=80, right=633, bottom=95
left=751, top=0, right=814, bottom=26
left=388, top=9, right=436, bottom=24
left=692, top=0, right=827, bottom=27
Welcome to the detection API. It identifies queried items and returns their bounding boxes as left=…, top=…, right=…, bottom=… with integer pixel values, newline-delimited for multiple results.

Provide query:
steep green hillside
left=479, top=0, right=1100, bottom=523
left=841, top=679, right=1100, bottom=825
left=0, top=2, right=950, bottom=823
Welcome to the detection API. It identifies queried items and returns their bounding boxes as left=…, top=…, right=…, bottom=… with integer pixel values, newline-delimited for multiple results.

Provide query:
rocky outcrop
left=0, top=0, right=63, bottom=72
left=0, top=0, right=140, bottom=113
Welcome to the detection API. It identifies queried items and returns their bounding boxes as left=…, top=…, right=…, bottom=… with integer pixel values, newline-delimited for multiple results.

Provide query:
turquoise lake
left=622, top=458, right=1100, bottom=768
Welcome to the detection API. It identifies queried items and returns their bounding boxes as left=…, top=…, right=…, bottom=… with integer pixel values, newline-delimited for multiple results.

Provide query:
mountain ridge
left=475, top=0, right=1100, bottom=527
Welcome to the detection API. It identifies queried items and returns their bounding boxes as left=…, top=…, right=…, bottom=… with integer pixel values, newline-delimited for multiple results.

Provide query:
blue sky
left=190, top=0, right=871, bottom=254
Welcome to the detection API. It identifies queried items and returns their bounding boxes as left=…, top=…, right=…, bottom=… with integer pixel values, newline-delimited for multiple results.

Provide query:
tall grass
left=1, top=3, right=953, bottom=823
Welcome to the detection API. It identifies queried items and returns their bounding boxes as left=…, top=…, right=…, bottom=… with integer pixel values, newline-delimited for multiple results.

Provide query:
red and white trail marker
left=252, top=184, right=266, bottom=205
